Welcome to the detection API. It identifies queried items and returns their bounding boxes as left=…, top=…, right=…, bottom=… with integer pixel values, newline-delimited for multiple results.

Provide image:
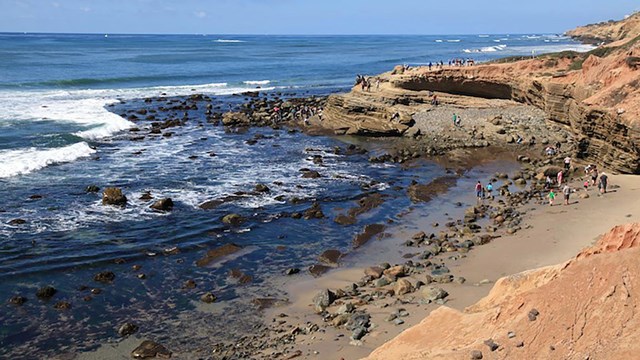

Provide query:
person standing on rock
left=599, top=172, right=608, bottom=194
left=475, top=181, right=483, bottom=200
left=564, top=156, right=571, bottom=171
left=563, top=184, right=571, bottom=205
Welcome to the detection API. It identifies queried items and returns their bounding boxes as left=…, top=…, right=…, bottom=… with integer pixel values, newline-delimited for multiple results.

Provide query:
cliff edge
left=321, top=14, right=640, bottom=173
left=364, top=223, right=640, bottom=360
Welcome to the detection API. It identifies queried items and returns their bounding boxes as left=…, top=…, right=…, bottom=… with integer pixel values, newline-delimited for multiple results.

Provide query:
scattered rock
left=318, top=249, right=342, bottom=266
left=200, top=292, right=217, bottom=303
left=150, top=198, right=174, bottom=211
left=118, top=323, right=139, bottom=337
left=102, top=187, right=127, bottom=207
left=8, top=296, right=27, bottom=305
left=53, top=301, right=71, bottom=310
left=484, top=339, right=499, bottom=352
left=94, top=271, right=115, bottom=283
left=312, top=289, right=336, bottom=313
left=422, top=287, right=448, bottom=302
left=284, top=268, right=300, bottom=276
left=222, top=213, right=245, bottom=225
left=196, top=243, right=243, bottom=267
left=85, top=185, right=100, bottom=193
left=131, top=340, right=172, bottom=359
left=471, top=350, right=484, bottom=359
left=394, top=278, right=414, bottom=296
left=364, top=266, right=384, bottom=279
left=36, top=286, right=57, bottom=300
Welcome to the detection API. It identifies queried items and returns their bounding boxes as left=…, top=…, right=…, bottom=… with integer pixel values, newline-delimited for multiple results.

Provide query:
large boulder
left=150, top=198, right=174, bottom=212
left=222, top=112, right=251, bottom=127
left=312, top=289, right=336, bottom=313
left=102, top=187, right=127, bottom=207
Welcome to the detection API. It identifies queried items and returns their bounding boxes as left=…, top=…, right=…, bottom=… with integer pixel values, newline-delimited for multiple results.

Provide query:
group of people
left=475, top=180, right=494, bottom=200
left=449, top=58, right=475, bottom=67
left=272, top=104, right=323, bottom=125
left=452, top=113, right=462, bottom=127
left=355, top=75, right=380, bottom=92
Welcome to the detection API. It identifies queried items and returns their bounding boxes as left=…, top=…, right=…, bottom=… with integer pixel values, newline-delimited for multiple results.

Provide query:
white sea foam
left=214, top=39, right=245, bottom=43
left=0, top=142, right=96, bottom=178
left=243, top=80, right=271, bottom=85
left=478, top=35, right=490, bottom=38
left=435, top=40, right=443, bottom=43
left=447, top=39, right=461, bottom=42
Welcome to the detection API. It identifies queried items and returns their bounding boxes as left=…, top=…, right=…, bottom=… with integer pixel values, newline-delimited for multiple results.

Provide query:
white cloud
left=194, top=10, right=207, bottom=18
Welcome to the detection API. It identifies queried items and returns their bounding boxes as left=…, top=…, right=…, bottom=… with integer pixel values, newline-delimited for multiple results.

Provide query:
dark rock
left=54, top=301, right=71, bottom=310
left=221, top=213, right=245, bottom=225
left=102, top=187, right=127, bottom=207
left=183, top=280, right=197, bottom=289
left=471, top=350, right=483, bottom=359
left=284, top=268, right=300, bottom=276
left=196, top=243, right=243, bottom=267
left=8, top=218, right=26, bottom=225
left=150, top=198, right=174, bottom=212
left=131, top=340, right=172, bottom=359
left=309, top=264, right=331, bottom=277
left=303, top=202, right=325, bottom=219
left=528, top=308, right=539, bottom=321
left=8, top=296, right=27, bottom=305
left=364, top=266, right=384, bottom=279
left=139, top=192, right=153, bottom=200
left=484, top=339, right=499, bottom=352
left=351, top=327, right=367, bottom=340
left=312, top=289, right=336, bottom=313
left=229, top=269, right=253, bottom=284
left=200, top=292, right=217, bottom=303
left=318, top=249, right=342, bottom=266
left=118, top=323, right=139, bottom=337
left=301, top=170, right=321, bottom=179
left=36, top=286, right=57, bottom=300
left=255, top=184, right=270, bottom=193
left=353, top=223, right=385, bottom=249
left=94, top=271, right=115, bottom=283
left=85, top=185, right=100, bottom=193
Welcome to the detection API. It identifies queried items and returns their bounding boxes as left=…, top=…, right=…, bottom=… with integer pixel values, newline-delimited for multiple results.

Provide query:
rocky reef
left=364, top=222, right=640, bottom=360
left=321, top=13, right=640, bottom=173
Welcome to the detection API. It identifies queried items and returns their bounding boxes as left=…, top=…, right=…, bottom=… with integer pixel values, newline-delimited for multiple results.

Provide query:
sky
left=1, top=0, right=639, bottom=35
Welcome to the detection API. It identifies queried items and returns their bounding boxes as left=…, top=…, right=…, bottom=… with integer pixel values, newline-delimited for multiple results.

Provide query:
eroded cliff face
left=322, top=18, right=640, bottom=173
left=566, top=12, right=640, bottom=45
left=364, top=223, right=640, bottom=360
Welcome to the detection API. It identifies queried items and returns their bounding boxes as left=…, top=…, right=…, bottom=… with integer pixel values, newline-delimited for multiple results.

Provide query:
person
left=545, top=175, right=553, bottom=190
left=376, top=78, right=380, bottom=91
left=557, top=170, right=563, bottom=186
left=428, top=62, right=432, bottom=71
left=548, top=189, right=556, bottom=206
left=516, top=134, right=523, bottom=144
left=564, top=156, right=571, bottom=171
left=475, top=181, right=483, bottom=200
left=555, top=141, right=562, bottom=150
left=452, top=113, right=458, bottom=127
left=563, top=184, right=571, bottom=205
left=599, top=172, right=608, bottom=193
left=591, top=167, right=598, bottom=186
left=455, top=115, right=462, bottom=127
left=584, top=180, right=589, bottom=191
left=486, top=182, right=493, bottom=197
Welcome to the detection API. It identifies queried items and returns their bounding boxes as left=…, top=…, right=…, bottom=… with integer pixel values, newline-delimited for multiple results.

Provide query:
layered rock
left=321, top=14, right=640, bottom=173
left=364, top=223, right=640, bottom=360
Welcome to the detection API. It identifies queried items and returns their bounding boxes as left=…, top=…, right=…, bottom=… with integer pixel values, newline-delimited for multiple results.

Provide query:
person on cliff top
left=599, top=172, right=608, bottom=194
left=564, top=156, right=571, bottom=171
left=375, top=78, right=380, bottom=91
left=475, top=181, right=483, bottom=200
left=563, top=184, right=571, bottom=205
left=428, top=62, right=432, bottom=71
left=548, top=189, right=556, bottom=206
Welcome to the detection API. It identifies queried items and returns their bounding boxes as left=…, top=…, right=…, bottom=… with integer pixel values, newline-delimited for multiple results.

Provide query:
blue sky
left=1, top=0, right=638, bottom=35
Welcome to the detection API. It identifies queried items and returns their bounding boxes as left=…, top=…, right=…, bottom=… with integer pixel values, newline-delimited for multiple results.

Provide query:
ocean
left=0, top=33, right=591, bottom=357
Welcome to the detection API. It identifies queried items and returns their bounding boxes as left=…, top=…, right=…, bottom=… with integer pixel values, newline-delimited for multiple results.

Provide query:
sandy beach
left=261, top=172, right=640, bottom=360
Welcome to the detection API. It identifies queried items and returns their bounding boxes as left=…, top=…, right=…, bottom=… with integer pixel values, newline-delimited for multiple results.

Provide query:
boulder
left=94, top=271, right=115, bottom=283
left=312, top=289, right=336, bottom=313
left=364, top=266, right=384, bottom=279
left=222, top=213, right=245, bottom=225
left=131, top=340, right=171, bottom=359
left=422, top=287, right=449, bottom=302
left=102, top=187, right=127, bottom=207
left=118, top=323, right=139, bottom=337
left=222, top=112, right=251, bottom=126
left=150, top=198, right=174, bottom=212
left=318, top=249, right=342, bottom=267
left=395, top=279, right=414, bottom=296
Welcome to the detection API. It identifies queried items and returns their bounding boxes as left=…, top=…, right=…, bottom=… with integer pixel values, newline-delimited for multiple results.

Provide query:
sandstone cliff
left=566, top=11, right=640, bottom=45
left=321, top=14, right=640, bottom=173
left=364, top=223, right=640, bottom=360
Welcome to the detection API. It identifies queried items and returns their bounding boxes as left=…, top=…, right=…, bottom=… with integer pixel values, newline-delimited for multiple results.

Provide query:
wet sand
left=262, top=173, right=640, bottom=360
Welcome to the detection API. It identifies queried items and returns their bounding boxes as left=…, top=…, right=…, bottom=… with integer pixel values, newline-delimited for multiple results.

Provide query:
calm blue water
left=0, top=33, right=589, bottom=357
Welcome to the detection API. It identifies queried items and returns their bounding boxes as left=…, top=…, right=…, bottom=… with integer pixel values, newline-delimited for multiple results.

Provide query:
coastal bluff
left=364, top=222, right=640, bottom=360
left=321, top=13, right=640, bottom=173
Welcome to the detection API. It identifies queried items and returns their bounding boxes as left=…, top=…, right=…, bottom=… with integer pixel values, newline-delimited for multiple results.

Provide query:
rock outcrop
left=321, top=14, right=640, bottom=173
left=364, top=223, right=640, bottom=360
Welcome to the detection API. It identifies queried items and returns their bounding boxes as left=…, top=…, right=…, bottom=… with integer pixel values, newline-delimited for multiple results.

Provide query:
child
left=486, top=183, right=493, bottom=198
left=583, top=181, right=589, bottom=191
left=548, top=189, right=556, bottom=206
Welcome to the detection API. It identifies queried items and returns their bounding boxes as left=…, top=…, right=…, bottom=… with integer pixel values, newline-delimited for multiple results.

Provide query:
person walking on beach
left=557, top=170, right=563, bottom=186
left=564, top=156, right=571, bottom=171
left=548, top=189, right=556, bottom=206
left=599, top=172, right=608, bottom=193
left=563, top=185, right=571, bottom=205
left=475, top=181, right=483, bottom=200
